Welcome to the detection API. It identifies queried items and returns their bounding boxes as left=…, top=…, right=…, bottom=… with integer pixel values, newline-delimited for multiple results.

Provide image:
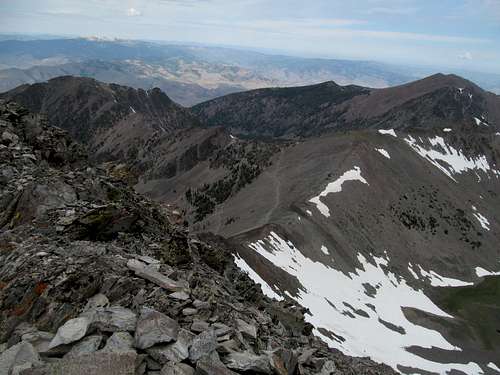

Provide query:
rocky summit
left=0, top=101, right=396, bottom=374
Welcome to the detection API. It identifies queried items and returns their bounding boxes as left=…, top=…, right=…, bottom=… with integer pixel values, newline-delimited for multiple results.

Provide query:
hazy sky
left=1, top=0, right=499, bottom=73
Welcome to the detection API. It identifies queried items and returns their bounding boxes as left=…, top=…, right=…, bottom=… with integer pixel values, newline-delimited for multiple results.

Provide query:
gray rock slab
left=135, top=307, right=179, bottom=350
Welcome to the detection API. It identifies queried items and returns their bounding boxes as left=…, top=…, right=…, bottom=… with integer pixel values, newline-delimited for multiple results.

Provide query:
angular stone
left=182, top=308, right=197, bottom=316
left=65, top=335, right=102, bottom=358
left=195, top=354, right=238, bottom=375
left=191, top=320, right=210, bottom=333
left=146, top=329, right=194, bottom=364
left=41, top=351, right=137, bottom=375
left=168, top=292, right=190, bottom=301
left=224, top=352, right=272, bottom=374
left=135, top=307, right=179, bottom=350
left=211, top=323, right=232, bottom=337
left=271, top=349, right=297, bottom=375
left=84, top=294, right=109, bottom=311
left=49, top=317, right=91, bottom=349
left=189, top=330, right=217, bottom=362
left=127, top=260, right=188, bottom=292
left=319, top=360, right=336, bottom=375
left=21, top=331, right=54, bottom=353
left=82, top=306, right=137, bottom=332
left=0, top=342, right=41, bottom=375
left=102, top=332, right=134, bottom=352
left=161, top=362, right=195, bottom=375
left=192, top=300, right=210, bottom=310
left=234, top=319, right=257, bottom=339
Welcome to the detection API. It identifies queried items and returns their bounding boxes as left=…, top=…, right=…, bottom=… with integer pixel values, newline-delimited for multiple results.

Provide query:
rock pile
left=0, top=101, right=395, bottom=374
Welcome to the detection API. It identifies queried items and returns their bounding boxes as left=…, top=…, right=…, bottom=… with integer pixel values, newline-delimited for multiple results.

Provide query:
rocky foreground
left=0, top=101, right=395, bottom=375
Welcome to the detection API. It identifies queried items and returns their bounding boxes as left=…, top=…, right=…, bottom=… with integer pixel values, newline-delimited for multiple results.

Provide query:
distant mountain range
left=2, top=74, right=500, bottom=374
left=1, top=37, right=499, bottom=106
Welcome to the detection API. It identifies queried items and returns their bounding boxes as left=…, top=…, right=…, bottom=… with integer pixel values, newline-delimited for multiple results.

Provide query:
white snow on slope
left=233, top=254, right=283, bottom=301
left=375, top=148, right=391, bottom=159
left=443, top=128, right=452, bottom=132
left=475, top=267, right=500, bottom=277
left=404, top=135, right=497, bottom=181
left=130, top=106, right=136, bottom=114
left=378, top=129, right=397, bottom=137
left=488, top=362, right=500, bottom=373
left=408, top=263, right=420, bottom=280
left=472, top=205, right=490, bottom=231
left=321, top=245, right=330, bottom=255
left=246, top=232, right=481, bottom=374
left=474, top=117, right=488, bottom=127
left=417, top=266, right=473, bottom=287
left=309, top=167, right=368, bottom=217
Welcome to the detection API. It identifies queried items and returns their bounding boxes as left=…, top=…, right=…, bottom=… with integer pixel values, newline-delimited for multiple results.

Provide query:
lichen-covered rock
left=189, top=330, right=217, bottom=362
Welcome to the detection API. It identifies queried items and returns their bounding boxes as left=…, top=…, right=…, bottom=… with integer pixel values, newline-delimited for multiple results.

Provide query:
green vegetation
left=438, top=276, right=500, bottom=350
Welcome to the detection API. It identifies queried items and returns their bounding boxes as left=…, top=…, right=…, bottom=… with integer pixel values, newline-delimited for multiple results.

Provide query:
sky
left=0, top=0, right=499, bottom=73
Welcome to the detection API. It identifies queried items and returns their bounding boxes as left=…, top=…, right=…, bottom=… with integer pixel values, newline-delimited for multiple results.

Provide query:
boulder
left=182, top=308, right=198, bottom=316
left=127, top=260, right=188, bottom=292
left=191, top=320, right=210, bottom=333
left=195, top=354, right=238, bottom=375
left=224, top=352, right=272, bottom=374
left=82, top=306, right=137, bottom=332
left=146, top=329, right=195, bottom=364
left=189, top=330, right=217, bottom=362
left=20, top=331, right=54, bottom=354
left=234, top=319, right=257, bottom=339
left=64, top=335, right=102, bottom=358
left=0, top=342, right=41, bottom=375
left=49, top=317, right=91, bottom=349
left=84, top=294, right=109, bottom=311
left=161, top=362, right=195, bottom=375
left=319, top=360, right=336, bottom=375
left=38, top=351, right=137, bottom=375
left=102, top=332, right=134, bottom=352
left=135, top=307, right=180, bottom=350
left=168, top=292, right=190, bottom=301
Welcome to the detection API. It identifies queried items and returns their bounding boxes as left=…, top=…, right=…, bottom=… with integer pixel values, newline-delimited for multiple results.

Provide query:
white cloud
left=459, top=51, right=473, bottom=60
left=126, top=7, right=142, bottom=17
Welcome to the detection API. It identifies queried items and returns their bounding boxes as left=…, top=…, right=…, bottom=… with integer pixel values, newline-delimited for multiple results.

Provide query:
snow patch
left=230, top=134, right=236, bottom=140
left=233, top=254, right=283, bottom=301
left=408, top=263, right=420, bottom=280
left=321, top=245, right=330, bottom=255
left=245, top=232, right=481, bottom=374
left=378, top=129, right=397, bottom=137
left=472, top=205, right=490, bottom=231
left=404, top=135, right=497, bottom=181
left=130, top=106, right=136, bottom=114
left=375, top=148, right=390, bottom=159
left=306, top=210, right=313, bottom=216
left=488, top=362, right=500, bottom=373
left=474, top=117, right=488, bottom=127
left=309, top=166, right=368, bottom=217
left=443, top=128, right=452, bottom=132
left=475, top=267, right=500, bottom=278
left=417, top=266, right=473, bottom=287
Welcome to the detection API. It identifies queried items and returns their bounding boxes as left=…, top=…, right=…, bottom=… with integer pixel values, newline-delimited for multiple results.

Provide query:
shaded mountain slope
left=1, top=77, right=285, bottom=223
left=193, top=74, right=500, bottom=138
left=0, top=76, right=201, bottom=162
left=0, top=60, right=243, bottom=106
left=0, top=101, right=399, bottom=374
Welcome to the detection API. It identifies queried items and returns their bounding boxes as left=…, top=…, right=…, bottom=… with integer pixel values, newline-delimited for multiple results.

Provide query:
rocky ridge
left=0, top=101, right=396, bottom=374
